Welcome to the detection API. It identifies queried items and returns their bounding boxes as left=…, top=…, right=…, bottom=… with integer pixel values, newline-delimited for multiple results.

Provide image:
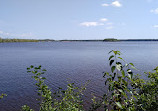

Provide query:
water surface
left=0, top=41, right=158, bottom=111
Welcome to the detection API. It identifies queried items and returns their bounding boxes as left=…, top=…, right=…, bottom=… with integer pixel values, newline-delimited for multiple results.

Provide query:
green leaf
left=34, top=70, right=37, bottom=73
left=41, top=77, right=46, bottom=80
left=118, top=89, right=123, bottom=93
left=27, top=68, right=30, bottom=70
left=42, top=69, right=47, bottom=71
left=118, top=57, right=125, bottom=61
left=34, top=67, right=38, bottom=70
left=110, top=60, right=114, bottom=66
left=113, top=51, right=117, bottom=55
left=109, top=55, right=114, bottom=60
left=129, top=63, right=134, bottom=66
left=127, top=69, right=133, bottom=79
left=115, top=102, right=123, bottom=109
left=30, top=65, right=34, bottom=68
left=131, top=66, right=138, bottom=70
left=125, top=63, right=129, bottom=67
left=116, top=63, right=122, bottom=71
left=112, top=73, right=116, bottom=80
left=0, top=93, right=7, bottom=99
left=118, top=76, right=122, bottom=82
left=122, top=79, right=127, bottom=86
left=117, top=51, right=121, bottom=55
left=122, top=70, right=125, bottom=77
left=111, top=66, right=116, bottom=73
left=108, top=50, right=113, bottom=54
left=127, top=69, right=132, bottom=74
left=113, top=51, right=121, bottom=55
left=103, top=72, right=107, bottom=78
left=105, top=80, right=108, bottom=85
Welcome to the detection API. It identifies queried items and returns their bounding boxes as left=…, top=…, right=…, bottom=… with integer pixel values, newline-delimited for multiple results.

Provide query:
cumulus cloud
left=153, top=25, right=158, bottom=28
left=150, top=8, right=158, bottom=14
left=100, top=18, right=108, bottom=22
left=111, top=1, right=122, bottom=7
left=102, top=1, right=122, bottom=7
left=80, top=22, right=104, bottom=27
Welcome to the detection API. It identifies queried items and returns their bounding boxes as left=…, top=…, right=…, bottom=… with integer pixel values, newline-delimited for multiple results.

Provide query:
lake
left=0, top=41, right=158, bottom=111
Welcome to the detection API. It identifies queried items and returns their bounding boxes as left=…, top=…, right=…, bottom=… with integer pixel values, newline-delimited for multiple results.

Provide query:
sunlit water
left=0, top=41, right=158, bottom=111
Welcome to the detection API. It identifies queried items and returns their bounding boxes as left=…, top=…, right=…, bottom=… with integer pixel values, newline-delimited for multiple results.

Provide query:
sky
left=0, top=0, right=158, bottom=40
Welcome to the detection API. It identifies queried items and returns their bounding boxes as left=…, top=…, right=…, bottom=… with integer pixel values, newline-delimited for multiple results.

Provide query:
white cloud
left=101, top=4, right=109, bottom=7
left=150, top=8, right=158, bottom=14
left=100, top=18, right=108, bottom=22
left=153, top=25, right=158, bottom=28
left=102, top=1, right=122, bottom=8
left=80, top=22, right=104, bottom=27
left=111, top=1, right=122, bottom=7
left=80, top=18, right=114, bottom=28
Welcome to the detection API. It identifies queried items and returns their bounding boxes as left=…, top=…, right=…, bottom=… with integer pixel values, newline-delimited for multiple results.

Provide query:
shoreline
left=1, top=39, right=158, bottom=43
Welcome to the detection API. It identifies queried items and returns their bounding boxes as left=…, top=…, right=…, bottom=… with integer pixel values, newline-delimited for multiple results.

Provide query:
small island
left=103, top=38, right=119, bottom=42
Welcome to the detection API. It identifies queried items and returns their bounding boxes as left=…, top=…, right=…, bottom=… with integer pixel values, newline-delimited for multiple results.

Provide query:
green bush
left=22, top=65, right=86, bottom=111
left=92, top=50, right=158, bottom=111
left=136, top=67, right=158, bottom=111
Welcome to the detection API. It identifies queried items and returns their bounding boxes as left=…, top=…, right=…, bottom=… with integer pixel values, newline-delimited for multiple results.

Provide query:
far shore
left=1, top=38, right=158, bottom=43
left=56, top=39, right=158, bottom=42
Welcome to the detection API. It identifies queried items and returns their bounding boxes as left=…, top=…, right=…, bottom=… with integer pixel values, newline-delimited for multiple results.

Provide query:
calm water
left=0, top=41, right=158, bottom=111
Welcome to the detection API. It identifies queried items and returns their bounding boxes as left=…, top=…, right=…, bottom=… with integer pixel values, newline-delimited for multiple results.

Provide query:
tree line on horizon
left=1, top=37, right=158, bottom=43
left=0, top=37, right=55, bottom=43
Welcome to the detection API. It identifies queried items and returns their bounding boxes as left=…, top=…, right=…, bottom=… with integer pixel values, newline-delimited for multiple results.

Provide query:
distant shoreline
left=1, top=38, right=158, bottom=43
left=0, top=38, right=55, bottom=43
left=58, top=39, right=158, bottom=42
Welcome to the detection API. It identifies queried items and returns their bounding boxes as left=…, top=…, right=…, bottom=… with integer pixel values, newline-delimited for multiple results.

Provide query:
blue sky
left=0, top=0, right=158, bottom=40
